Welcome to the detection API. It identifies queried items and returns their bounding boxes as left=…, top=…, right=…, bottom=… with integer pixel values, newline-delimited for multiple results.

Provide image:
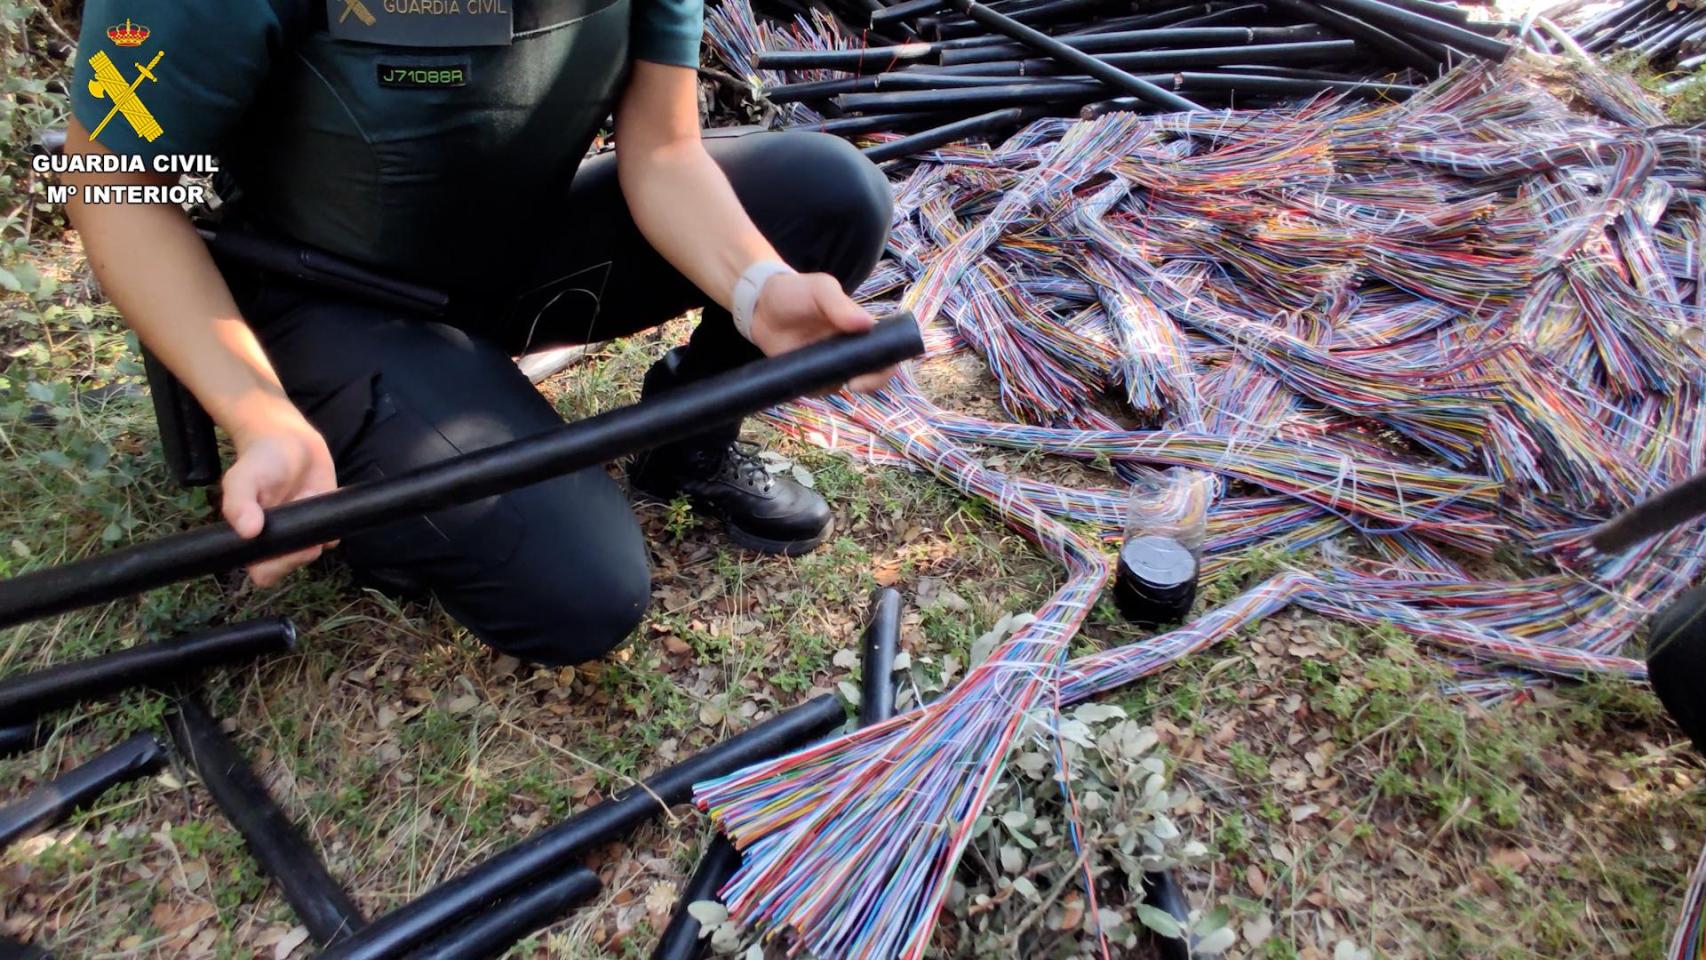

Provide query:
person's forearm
left=63, top=125, right=297, bottom=442
left=617, top=139, right=782, bottom=311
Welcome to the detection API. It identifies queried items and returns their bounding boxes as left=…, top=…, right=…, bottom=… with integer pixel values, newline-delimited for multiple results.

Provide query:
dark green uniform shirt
left=71, top=0, right=703, bottom=162
left=69, top=0, right=701, bottom=284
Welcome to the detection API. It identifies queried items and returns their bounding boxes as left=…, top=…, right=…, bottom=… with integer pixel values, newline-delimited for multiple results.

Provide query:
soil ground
left=0, top=237, right=1701, bottom=960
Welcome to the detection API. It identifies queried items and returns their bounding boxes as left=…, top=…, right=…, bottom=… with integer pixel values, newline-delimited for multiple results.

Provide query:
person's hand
left=748, top=272, right=896, bottom=393
left=221, top=406, right=338, bottom=587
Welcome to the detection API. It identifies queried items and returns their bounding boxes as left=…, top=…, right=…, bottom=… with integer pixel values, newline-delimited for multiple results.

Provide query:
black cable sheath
left=1267, top=0, right=1441, bottom=72
left=1315, top=0, right=1510, bottom=59
left=0, top=933, right=52, bottom=960
left=0, top=722, right=46, bottom=759
left=166, top=694, right=368, bottom=946
left=927, top=39, right=1362, bottom=76
left=401, top=867, right=602, bottom=960
left=0, top=315, right=924, bottom=629
left=859, top=109, right=1030, bottom=162
left=1141, top=870, right=1194, bottom=960
left=936, top=24, right=1331, bottom=65
left=321, top=693, right=848, bottom=960
left=647, top=838, right=743, bottom=960
left=858, top=588, right=903, bottom=726
left=1590, top=468, right=1706, bottom=553
left=0, top=732, right=164, bottom=849
left=941, top=0, right=1201, bottom=111
left=871, top=0, right=946, bottom=25
left=768, top=70, right=1052, bottom=104
left=802, top=110, right=966, bottom=135
left=840, top=82, right=1100, bottom=112
left=0, top=619, right=296, bottom=726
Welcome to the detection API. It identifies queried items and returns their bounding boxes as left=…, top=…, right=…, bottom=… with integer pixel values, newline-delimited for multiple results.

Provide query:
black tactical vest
left=225, top=0, right=631, bottom=288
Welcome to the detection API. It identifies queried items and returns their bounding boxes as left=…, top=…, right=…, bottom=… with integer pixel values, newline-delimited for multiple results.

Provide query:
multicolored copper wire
left=688, top=30, right=1706, bottom=957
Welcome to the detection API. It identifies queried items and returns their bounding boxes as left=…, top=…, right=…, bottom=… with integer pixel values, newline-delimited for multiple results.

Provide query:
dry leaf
left=646, top=882, right=678, bottom=926
left=274, top=925, right=310, bottom=959
left=1246, top=864, right=1269, bottom=897
left=1243, top=914, right=1274, bottom=947
left=1058, top=894, right=1085, bottom=930
left=1489, top=848, right=1532, bottom=872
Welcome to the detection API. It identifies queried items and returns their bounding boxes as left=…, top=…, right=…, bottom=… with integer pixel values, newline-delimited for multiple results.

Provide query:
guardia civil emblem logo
left=86, top=19, right=165, bottom=143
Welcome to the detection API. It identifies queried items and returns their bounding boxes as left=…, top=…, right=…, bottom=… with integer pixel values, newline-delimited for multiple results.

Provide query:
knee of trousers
left=448, top=550, right=652, bottom=668
left=770, top=132, right=895, bottom=289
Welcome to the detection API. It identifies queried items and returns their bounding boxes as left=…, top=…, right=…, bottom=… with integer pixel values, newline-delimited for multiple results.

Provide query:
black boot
left=631, top=347, right=833, bottom=556
left=1649, top=582, right=1706, bottom=753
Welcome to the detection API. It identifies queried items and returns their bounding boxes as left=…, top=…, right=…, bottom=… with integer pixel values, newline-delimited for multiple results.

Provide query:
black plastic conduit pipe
left=0, top=722, right=45, bottom=759
left=755, top=26, right=1063, bottom=72
left=1381, top=0, right=1469, bottom=22
left=859, top=588, right=903, bottom=726
left=871, top=0, right=946, bottom=26
left=0, top=618, right=297, bottom=726
left=320, top=693, right=848, bottom=960
left=402, top=867, right=603, bottom=960
left=1058, top=3, right=1245, bottom=37
left=0, top=315, right=924, bottom=630
left=1081, top=92, right=1285, bottom=117
left=804, top=110, right=964, bottom=135
left=935, top=24, right=1332, bottom=65
left=767, top=70, right=1048, bottom=105
left=839, top=82, right=1100, bottom=112
left=1316, top=0, right=1510, bottom=59
left=838, top=69, right=1388, bottom=116
left=758, top=41, right=943, bottom=72
left=648, top=838, right=742, bottom=960
left=941, top=0, right=1201, bottom=111
left=930, top=1, right=1267, bottom=64
left=166, top=693, right=367, bottom=946
left=928, top=0, right=1113, bottom=40
left=1142, top=869, right=1194, bottom=960
left=928, top=39, right=1363, bottom=76
left=863, top=108, right=1043, bottom=161
left=1147, top=71, right=1418, bottom=96
left=1267, top=0, right=1441, bottom=72
left=0, top=731, right=165, bottom=849
left=0, top=934, right=52, bottom=960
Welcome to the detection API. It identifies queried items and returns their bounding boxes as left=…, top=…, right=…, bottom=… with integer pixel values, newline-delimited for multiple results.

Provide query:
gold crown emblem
left=106, top=19, right=150, bottom=47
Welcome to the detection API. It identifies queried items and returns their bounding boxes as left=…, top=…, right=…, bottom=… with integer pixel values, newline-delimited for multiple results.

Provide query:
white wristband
left=731, top=260, right=795, bottom=342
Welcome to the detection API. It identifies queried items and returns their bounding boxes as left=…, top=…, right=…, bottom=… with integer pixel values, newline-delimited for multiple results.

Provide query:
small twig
left=34, top=3, right=78, bottom=49
left=1003, top=846, right=1097, bottom=949
left=20, top=169, right=38, bottom=240
left=698, top=65, right=755, bottom=98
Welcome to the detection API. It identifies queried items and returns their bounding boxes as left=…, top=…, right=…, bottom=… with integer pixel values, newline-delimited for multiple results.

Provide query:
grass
left=0, top=239, right=1067, bottom=956
left=1, top=229, right=1704, bottom=959
left=1603, top=48, right=1706, bottom=122
left=1134, top=600, right=1706, bottom=959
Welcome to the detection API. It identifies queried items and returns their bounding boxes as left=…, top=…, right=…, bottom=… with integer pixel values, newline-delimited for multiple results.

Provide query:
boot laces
left=719, top=441, right=775, bottom=492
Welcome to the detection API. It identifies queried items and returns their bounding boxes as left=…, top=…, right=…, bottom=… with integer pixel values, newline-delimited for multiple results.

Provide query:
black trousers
left=234, top=131, right=892, bottom=665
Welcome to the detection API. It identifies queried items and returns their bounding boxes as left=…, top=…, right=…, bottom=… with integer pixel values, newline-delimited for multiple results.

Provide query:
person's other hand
left=221, top=407, right=338, bottom=587
left=749, top=272, right=896, bottom=393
